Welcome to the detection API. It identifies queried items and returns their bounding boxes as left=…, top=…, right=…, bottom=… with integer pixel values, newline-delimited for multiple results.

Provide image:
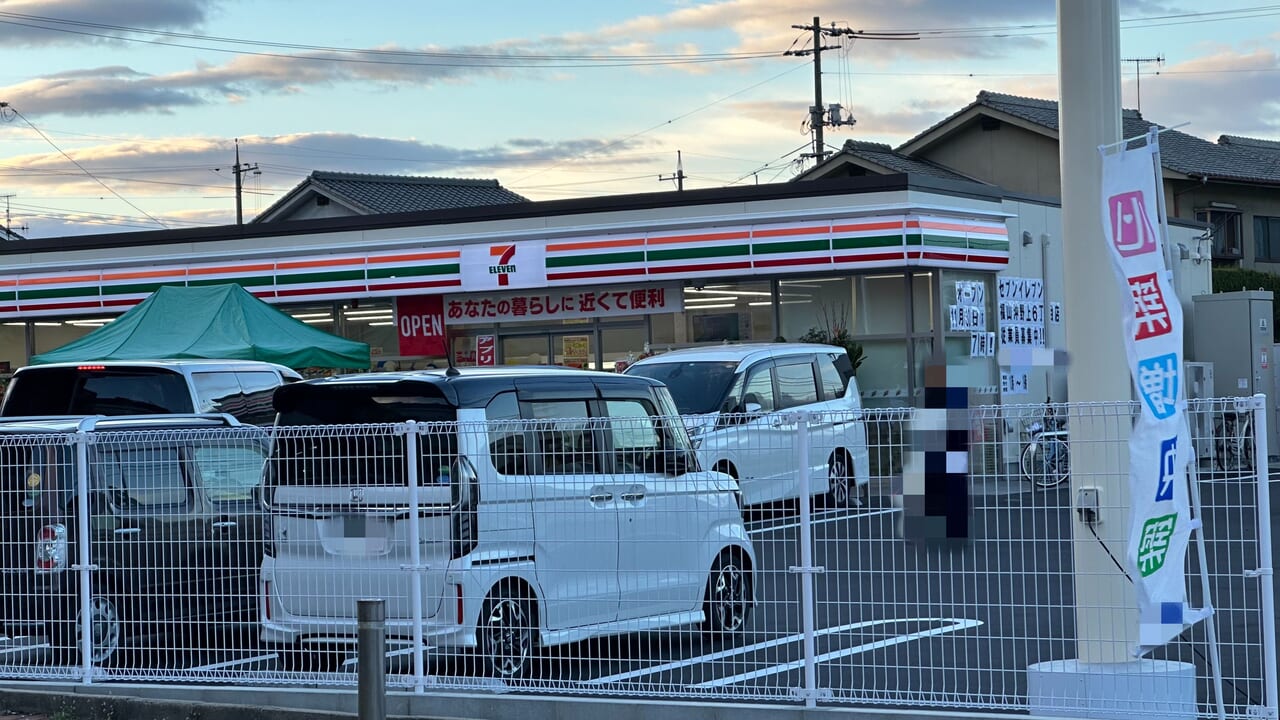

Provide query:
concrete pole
left=1058, top=0, right=1137, bottom=665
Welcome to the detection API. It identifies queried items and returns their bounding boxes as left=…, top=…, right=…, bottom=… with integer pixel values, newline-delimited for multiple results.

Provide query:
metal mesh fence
left=0, top=401, right=1271, bottom=719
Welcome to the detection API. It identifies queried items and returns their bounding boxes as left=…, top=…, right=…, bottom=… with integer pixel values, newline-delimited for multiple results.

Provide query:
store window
left=853, top=274, right=908, bottom=336
left=778, top=277, right=853, bottom=343
left=682, top=280, right=774, bottom=343
left=339, top=301, right=397, bottom=361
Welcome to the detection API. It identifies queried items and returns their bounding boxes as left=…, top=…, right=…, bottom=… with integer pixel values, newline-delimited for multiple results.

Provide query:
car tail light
left=76, top=365, right=106, bottom=371
left=263, top=580, right=273, bottom=621
left=35, top=523, right=67, bottom=573
left=450, top=455, right=479, bottom=560
left=455, top=584, right=464, bottom=625
left=262, top=513, right=275, bottom=558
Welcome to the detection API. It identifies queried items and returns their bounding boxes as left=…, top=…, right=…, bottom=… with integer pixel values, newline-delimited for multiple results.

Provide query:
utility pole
left=659, top=150, right=686, bottom=192
left=786, top=19, right=916, bottom=166
left=1122, top=55, right=1164, bottom=113
left=0, top=193, right=27, bottom=241
left=231, top=138, right=259, bottom=225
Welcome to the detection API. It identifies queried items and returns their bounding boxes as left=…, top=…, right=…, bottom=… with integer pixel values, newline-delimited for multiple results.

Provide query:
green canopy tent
left=31, top=284, right=371, bottom=369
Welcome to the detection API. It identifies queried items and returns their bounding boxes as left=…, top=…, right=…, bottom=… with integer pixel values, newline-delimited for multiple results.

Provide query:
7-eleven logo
left=488, top=244, right=517, bottom=286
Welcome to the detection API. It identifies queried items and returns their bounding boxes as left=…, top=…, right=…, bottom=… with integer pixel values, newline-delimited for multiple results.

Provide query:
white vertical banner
left=1099, top=128, right=1198, bottom=654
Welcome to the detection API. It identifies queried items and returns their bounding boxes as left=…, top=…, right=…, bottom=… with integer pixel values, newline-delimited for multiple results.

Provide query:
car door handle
left=620, top=492, right=645, bottom=502
left=212, top=520, right=238, bottom=530
left=113, top=527, right=141, bottom=536
left=589, top=493, right=613, bottom=503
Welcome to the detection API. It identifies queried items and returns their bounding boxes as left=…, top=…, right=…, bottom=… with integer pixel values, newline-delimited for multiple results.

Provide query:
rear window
left=269, top=381, right=457, bottom=487
left=625, top=361, right=738, bottom=414
left=2, top=367, right=194, bottom=417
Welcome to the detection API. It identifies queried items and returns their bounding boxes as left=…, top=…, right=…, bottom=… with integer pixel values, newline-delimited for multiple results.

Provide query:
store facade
left=0, top=176, right=1011, bottom=407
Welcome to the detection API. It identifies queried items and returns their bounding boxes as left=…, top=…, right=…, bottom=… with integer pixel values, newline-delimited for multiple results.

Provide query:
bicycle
left=1020, top=398, right=1070, bottom=489
left=1214, top=400, right=1255, bottom=473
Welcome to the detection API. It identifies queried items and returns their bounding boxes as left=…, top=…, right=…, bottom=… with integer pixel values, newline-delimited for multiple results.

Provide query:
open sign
left=396, top=295, right=447, bottom=356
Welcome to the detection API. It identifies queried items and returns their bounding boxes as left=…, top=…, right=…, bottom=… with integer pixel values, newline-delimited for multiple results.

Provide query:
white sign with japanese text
left=444, top=283, right=682, bottom=324
left=997, top=276, right=1045, bottom=348
left=970, top=331, right=996, bottom=357
left=1100, top=129, right=1197, bottom=654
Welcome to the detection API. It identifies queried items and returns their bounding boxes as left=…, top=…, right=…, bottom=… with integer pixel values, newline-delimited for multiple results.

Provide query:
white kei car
left=626, top=343, right=871, bottom=507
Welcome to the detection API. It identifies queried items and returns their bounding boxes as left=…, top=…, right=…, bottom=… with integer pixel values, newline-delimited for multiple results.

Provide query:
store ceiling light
left=367, top=321, right=395, bottom=327
left=301, top=317, right=334, bottom=324
left=343, top=309, right=394, bottom=318
left=686, top=303, right=735, bottom=310
left=290, top=312, right=333, bottom=319
left=685, top=295, right=738, bottom=303
left=685, top=288, right=772, bottom=297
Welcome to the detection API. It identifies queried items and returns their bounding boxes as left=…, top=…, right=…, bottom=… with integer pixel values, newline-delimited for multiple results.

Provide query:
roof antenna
left=444, top=329, right=460, bottom=376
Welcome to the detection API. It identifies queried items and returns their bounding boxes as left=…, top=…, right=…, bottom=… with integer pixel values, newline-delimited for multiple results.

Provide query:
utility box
left=1192, top=290, right=1275, bottom=457
left=1185, top=362, right=1215, bottom=463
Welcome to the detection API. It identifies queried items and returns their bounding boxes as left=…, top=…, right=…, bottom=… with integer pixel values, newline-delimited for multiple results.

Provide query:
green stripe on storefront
left=968, top=238, right=1010, bottom=251
left=367, top=263, right=460, bottom=279
left=831, top=234, right=902, bottom=250
left=276, top=269, right=366, bottom=286
left=920, top=233, right=968, bottom=248
left=751, top=239, right=830, bottom=255
left=187, top=275, right=276, bottom=288
left=546, top=251, right=645, bottom=268
left=647, top=244, right=750, bottom=262
left=0, top=290, right=16, bottom=302
left=18, top=286, right=100, bottom=301
left=100, top=281, right=178, bottom=296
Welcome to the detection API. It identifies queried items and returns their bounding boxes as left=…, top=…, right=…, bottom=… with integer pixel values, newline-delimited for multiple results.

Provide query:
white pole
left=794, top=411, right=818, bottom=708
left=74, top=431, right=93, bottom=684
left=405, top=421, right=425, bottom=694
left=1058, top=0, right=1136, bottom=663
left=1251, top=394, right=1279, bottom=716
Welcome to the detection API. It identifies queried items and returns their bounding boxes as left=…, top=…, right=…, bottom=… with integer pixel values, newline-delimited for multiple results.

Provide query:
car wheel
left=702, top=551, right=751, bottom=635
left=478, top=587, right=538, bottom=679
left=826, top=451, right=853, bottom=508
left=51, top=593, right=124, bottom=666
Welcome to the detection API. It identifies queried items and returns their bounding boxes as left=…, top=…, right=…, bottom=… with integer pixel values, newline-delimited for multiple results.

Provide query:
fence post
left=789, top=410, right=824, bottom=707
left=403, top=421, right=426, bottom=694
left=71, top=429, right=95, bottom=684
left=1251, top=395, right=1278, bottom=717
left=357, top=598, right=387, bottom=720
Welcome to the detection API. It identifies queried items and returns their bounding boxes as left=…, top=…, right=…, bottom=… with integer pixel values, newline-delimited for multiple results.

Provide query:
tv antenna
left=1122, top=55, right=1164, bottom=113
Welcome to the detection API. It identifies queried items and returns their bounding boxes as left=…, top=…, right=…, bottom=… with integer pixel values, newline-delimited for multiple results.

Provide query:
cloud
left=3, top=68, right=205, bottom=115
left=0, top=0, right=212, bottom=46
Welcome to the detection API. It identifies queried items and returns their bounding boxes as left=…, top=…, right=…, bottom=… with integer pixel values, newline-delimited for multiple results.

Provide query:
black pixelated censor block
left=899, top=363, right=971, bottom=544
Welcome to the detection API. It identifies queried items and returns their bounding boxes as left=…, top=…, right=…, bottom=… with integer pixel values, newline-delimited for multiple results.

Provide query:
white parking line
left=747, top=506, right=899, bottom=535
left=693, top=618, right=984, bottom=688
left=187, top=653, right=278, bottom=671
left=585, top=616, right=960, bottom=685
left=0, top=642, right=49, bottom=654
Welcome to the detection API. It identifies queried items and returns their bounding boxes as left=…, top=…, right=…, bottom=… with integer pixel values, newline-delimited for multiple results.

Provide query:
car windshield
left=626, top=361, right=738, bottom=414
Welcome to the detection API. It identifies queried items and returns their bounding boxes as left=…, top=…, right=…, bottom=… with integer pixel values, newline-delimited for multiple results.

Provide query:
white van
left=625, top=343, right=871, bottom=507
left=260, top=367, right=755, bottom=678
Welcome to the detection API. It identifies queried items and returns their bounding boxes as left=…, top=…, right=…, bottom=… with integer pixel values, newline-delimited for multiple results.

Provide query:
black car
left=0, top=414, right=269, bottom=666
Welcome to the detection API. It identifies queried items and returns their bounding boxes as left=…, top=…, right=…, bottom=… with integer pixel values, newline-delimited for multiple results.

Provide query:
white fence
left=0, top=398, right=1273, bottom=719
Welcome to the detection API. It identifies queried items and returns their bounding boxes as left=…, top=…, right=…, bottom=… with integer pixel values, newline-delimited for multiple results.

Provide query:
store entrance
left=500, top=331, right=597, bottom=369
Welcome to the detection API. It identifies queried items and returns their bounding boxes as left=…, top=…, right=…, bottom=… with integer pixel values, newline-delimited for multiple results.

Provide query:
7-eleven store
left=0, top=176, right=1011, bottom=407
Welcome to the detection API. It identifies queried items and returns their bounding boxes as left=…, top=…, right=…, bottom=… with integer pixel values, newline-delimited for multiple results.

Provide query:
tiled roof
left=833, top=140, right=977, bottom=182
left=901, top=90, right=1280, bottom=186
left=308, top=171, right=529, bottom=213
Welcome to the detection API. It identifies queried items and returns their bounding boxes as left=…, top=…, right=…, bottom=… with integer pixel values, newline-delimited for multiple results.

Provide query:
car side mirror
left=664, top=448, right=695, bottom=476
left=744, top=402, right=763, bottom=415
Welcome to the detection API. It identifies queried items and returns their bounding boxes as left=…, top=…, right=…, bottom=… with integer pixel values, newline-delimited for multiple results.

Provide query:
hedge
left=1212, top=267, right=1280, bottom=341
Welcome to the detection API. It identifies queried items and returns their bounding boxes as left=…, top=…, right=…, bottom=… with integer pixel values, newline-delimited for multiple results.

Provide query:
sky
left=1, top=0, right=1279, bottom=238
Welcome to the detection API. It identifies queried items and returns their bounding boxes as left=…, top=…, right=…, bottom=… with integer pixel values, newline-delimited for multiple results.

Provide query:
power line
left=507, top=61, right=809, bottom=186
left=0, top=13, right=780, bottom=69
left=0, top=103, right=167, bottom=228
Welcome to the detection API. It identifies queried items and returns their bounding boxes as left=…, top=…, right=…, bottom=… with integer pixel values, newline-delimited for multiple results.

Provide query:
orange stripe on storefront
left=751, top=226, right=828, bottom=239
left=646, top=230, right=751, bottom=246
left=367, top=250, right=460, bottom=264
left=546, top=237, right=645, bottom=252
left=275, top=257, right=361, bottom=271
left=188, top=263, right=275, bottom=276
left=831, top=220, right=916, bottom=233
left=20, top=274, right=100, bottom=286
left=919, top=220, right=1007, bottom=235
left=100, top=268, right=184, bottom=282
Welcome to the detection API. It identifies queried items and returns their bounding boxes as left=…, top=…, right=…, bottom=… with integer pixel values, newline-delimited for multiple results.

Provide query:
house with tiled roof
left=805, top=90, right=1280, bottom=268
left=252, top=171, right=529, bottom=223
